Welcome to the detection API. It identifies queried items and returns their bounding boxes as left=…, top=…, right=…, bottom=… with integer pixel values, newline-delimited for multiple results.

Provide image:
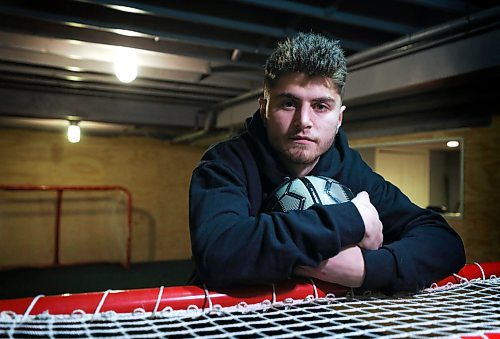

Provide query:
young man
left=188, top=33, right=465, bottom=294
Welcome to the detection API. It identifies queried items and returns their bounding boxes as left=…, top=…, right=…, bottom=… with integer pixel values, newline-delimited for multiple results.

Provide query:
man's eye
left=281, top=101, right=296, bottom=109
left=313, top=103, right=329, bottom=111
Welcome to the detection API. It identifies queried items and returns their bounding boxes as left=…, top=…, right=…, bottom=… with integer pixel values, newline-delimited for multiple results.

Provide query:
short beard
left=284, top=146, right=320, bottom=165
left=289, top=131, right=335, bottom=163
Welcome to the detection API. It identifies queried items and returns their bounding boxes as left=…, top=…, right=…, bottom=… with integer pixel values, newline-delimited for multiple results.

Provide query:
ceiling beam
left=0, top=3, right=273, bottom=56
left=0, top=14, right=266, bottom=72
left=232, top=0, right=417, bottom=35
left=76, top=0, right=371, bottom=52
left=394, top=0, right=471, bottom=13
left=79, top=0, right=289, bottom=38
left=0, top=86, right=205, bottom=127
left=0, top=31, right=211, bottom=74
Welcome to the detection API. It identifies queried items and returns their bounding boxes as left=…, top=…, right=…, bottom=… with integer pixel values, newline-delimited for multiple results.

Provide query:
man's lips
left=290, top=135, right=315, bottom=143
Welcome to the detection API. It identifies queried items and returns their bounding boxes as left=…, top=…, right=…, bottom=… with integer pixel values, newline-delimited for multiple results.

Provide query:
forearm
left=360, top=221, right=465, bottom=293
left=191, top=208, right=364, bottom=288
left=294, top=245, right=366, bottom=288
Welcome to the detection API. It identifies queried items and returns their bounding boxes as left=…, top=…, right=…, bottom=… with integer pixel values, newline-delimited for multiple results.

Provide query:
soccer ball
left=264, top=176, right=354, bottom=212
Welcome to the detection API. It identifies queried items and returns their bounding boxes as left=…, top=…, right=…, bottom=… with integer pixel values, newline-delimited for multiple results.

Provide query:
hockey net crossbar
left=0, top=262, right=499, bottom=338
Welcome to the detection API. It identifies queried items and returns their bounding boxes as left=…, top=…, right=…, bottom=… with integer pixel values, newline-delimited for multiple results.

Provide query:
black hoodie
left=189, top=110, right=465, bottom=294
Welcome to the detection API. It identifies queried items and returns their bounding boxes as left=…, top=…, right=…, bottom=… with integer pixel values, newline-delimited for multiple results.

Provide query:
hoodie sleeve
left=343, top=151, right=466, bottom=294
left=189, top=146, right=366, bottom=288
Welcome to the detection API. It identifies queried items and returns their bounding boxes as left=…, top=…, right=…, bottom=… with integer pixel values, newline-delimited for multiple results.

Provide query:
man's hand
left=293, top=245, right=365, bottom=287
left=351, top=191, right=383, bottom=250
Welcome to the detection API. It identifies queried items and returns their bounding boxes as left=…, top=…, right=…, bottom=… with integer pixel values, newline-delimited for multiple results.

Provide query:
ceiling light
left=66, top=66, right=82, bottom=72
left=107, top=5, right=148, bottom=14
left=68, top=54, right=83, bottom=60
left=67, top=39, right=83, bottom=45
left=65, top=75, right=83, bottom=81
left=446, top=140, right=460, bottom=148
left=112, top=29, right=144, bottom=37
left=231, top=49, right=242, bottom=61
left=114, top=48, right=138, bottom=83
left=67, top=22, right=86, bottom=28
left=67, top=120, right=81, bottom=143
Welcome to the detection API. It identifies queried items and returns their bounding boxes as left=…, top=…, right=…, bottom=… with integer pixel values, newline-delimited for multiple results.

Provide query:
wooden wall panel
left=350, top=114, right=500, bottom=262
left=0, top=129, right=205, bottom=267
left=374, top=148, right=430, bottom=208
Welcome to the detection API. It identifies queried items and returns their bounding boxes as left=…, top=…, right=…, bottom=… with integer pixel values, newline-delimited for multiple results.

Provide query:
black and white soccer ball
left=265, top=176, right=354, bottom=212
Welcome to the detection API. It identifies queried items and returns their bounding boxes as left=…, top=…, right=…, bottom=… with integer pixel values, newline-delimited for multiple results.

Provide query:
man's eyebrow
left=275, top=93, right=300, bottom=100
left=311, top=97, right=336, bottom=103
left=275, top=93, right=336, bottom=102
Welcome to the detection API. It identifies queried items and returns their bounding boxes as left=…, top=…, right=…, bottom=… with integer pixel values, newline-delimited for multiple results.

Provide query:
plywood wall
left=0, top=128, right=205, bottom=267
left=0, top=114, right=498, bottom=268
left=350, top=115, right=500, bottom=263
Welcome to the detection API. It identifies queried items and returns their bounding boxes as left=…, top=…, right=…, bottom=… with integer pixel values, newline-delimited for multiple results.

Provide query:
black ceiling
left=0, top=0, right=498, bottom=139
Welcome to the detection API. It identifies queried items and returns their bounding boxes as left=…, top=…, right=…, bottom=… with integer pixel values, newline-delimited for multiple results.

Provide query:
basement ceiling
left=0, top=0, right=498, bottom=140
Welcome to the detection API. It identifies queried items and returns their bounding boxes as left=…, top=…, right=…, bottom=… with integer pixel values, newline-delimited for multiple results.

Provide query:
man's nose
left=294, top=104, right=313, bottom=129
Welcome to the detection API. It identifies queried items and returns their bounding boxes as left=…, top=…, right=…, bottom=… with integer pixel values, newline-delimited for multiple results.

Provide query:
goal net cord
left=0, top=262, right=499, bottom=338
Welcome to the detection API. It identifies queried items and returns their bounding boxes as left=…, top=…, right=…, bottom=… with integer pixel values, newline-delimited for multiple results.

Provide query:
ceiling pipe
left=171, top=89, right=261, bottom=144
left=347, top=6, right=500, bottom=67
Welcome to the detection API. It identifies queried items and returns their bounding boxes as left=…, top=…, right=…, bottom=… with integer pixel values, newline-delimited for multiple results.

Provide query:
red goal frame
left=0, top=262, right=498, bottom=316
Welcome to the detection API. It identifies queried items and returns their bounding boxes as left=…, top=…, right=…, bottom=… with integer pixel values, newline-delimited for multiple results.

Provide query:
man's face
left=260, top=73, right=345, bottom=174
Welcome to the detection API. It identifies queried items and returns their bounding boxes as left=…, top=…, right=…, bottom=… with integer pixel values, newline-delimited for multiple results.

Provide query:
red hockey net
left=0, top=262, right=499, bottom=338
left=0, top=185, right=132, bottom=269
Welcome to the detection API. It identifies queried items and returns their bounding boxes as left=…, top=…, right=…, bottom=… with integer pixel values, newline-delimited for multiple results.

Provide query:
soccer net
left=0, top=262, right=499, bottom=338
left=0, top=185, right=132, bottom=268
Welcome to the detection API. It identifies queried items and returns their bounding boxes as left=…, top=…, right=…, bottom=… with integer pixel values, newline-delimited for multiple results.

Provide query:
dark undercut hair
left=264, top=32, right=347, bottom=96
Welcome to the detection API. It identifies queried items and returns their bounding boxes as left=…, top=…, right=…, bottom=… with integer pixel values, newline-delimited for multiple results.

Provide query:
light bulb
left=68, top=124, right=81, bottom=143
left=114, top=48, right=138, bottom=83
left=446, top=140, right=460, bottom=148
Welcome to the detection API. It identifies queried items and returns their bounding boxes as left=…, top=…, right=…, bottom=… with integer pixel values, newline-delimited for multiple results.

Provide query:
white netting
left=0, top=188, right=130, bottom=268
left=1, top=277, right=499, bottom=338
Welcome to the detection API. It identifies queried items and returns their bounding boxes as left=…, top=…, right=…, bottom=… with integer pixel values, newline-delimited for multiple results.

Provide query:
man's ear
left=259, top=98, right=267, bottom=121
left=337, top=105, right=346, bottom=132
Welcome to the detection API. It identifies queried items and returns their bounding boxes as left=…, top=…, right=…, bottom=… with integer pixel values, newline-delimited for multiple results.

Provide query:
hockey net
left=0, top=185, right=132, bottom=269
left=0, top=262, right=499, bottom=338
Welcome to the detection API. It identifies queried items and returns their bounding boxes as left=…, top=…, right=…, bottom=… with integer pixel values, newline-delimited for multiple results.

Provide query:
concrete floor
left=0, top=259, right=195, bottom=299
